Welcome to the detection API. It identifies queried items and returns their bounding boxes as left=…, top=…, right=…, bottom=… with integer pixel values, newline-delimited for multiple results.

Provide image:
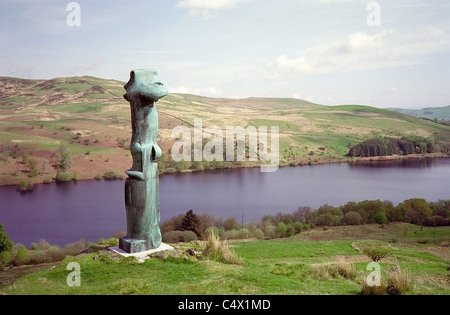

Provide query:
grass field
left=1, top=223, right=448, bottom=295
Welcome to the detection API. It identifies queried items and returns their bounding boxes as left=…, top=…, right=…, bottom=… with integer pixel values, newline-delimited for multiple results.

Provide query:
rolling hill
left=1, top=76, right=450, bottom=186
left=389, top=106, right=450, bottom=122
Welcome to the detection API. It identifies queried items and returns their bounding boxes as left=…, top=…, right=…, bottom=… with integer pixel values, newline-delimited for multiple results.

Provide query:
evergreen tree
left=180, top=210, right=201, bottom=237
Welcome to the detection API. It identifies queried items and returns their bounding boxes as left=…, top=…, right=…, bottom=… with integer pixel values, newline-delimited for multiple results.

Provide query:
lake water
left=1, top=158, right=449, bottom=246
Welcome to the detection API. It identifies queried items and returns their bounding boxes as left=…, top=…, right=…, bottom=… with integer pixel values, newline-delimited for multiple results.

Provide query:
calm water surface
left=0, top=158, right=449, bottom=246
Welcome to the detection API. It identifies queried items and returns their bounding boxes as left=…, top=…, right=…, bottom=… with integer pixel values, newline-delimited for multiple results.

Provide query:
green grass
left=2, top=224, right=448, bottom=295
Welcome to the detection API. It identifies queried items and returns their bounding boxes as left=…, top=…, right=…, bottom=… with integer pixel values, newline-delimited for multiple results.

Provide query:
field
left=1, top=223, right=449, bottom=295
left=1, top=76, right=450, bottom=186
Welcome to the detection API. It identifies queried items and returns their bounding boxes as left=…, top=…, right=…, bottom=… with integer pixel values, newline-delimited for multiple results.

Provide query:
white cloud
left=175, top=0, right=251, bottom=18
left=170, top=86, right=222, bottom=97
left=268, top=27, right=450, bottom=76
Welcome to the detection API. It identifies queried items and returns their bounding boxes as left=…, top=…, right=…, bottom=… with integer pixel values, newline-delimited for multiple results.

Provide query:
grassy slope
left=1, top=76, right=450, bottom=185
left=1, top=223, right=449, bottom=295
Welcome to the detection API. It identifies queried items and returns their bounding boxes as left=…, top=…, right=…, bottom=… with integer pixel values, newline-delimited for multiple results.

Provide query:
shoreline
left=1, top=152, right=448, bottom=188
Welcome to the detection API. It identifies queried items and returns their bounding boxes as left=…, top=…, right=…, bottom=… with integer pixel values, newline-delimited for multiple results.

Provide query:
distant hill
left=388, top=106, right=450, bottom=122
left=1, top=76, right=450, bottom=185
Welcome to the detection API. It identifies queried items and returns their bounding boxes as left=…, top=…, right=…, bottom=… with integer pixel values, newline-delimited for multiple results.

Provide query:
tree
left=277, top=222, right=288, bottom=237
left=374, top=212, right=388, bottom=225
left=224, top=217, right=240, bottom=231
left=54, top=145, right=72, bottom=171
left=341, top=211, right=362, bottom=225
left=180, top=210, right=201, bottom=237
left=0, top=224, right=13, bottom=254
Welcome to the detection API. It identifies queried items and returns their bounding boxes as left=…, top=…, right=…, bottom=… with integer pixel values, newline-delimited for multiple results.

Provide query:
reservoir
left=0, top=158, right=449, bottom=246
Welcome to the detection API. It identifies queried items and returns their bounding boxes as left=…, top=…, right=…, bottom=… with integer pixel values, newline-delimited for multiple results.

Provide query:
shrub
left=386, top=267, right=413, bottom=295
left=18, top=181, right=33, bottom=191
left=14, top=244, right=28, bottom=265
left=163, top=231, right=184, bottom=243
left=56, top=171, right=72, bottom=182
left=277, top=222, right=288, bottom=237
left=253, top=228, right=265, bottom=239
left=222, top=229, right=242, bottom=240
left=0, top=224, right=14, bottom=254
left=39, top=239, right=51, bottom=250
left=29, top=168, right=39, bottom=178
left=111, top=231, right=126, bottom=239
left=331, top=255, right=356, bottom=280
left=374, top=212, right=388, bottom=225
left=0, top=250, right=12, bottom=265
left=361, top=274, right=386, bottom=295
left=103, top=171, right=124, bottom=180
left=341, top=211, right=362, bottom=225
left=182, top=231, right=198, bottom=242
left=202, top=231, right=244, bottom=265
left=360, top=242, right=392, bottom=262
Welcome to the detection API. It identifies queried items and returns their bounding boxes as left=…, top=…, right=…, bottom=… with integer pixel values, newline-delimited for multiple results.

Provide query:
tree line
left=347, top=136, right=437, bottom=158
left=162, top=198, right=450, bottom=242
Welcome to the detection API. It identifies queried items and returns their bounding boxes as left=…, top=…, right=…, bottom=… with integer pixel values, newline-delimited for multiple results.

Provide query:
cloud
left=267, top=27, right=450, bottom=76
left=175, top=0, right=251, bottom=18
left=170, top=86, right=222, bottom=97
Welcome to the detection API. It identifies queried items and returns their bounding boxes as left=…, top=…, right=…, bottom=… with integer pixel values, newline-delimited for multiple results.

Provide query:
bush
left=0, top=224, right=14, bottom=254
left=361, top=274, right=386, bottom=295
left=360, top=242, right=392, bottom=262
left=103, top=171, right=124, bottom=180
left=331, top=255, right=356, bottom=280
left=18, top=180, right=34, bottom=191
left=14, top=244, right=28, bottom=265
left=341, top=211, right=362, bottom=225
left=202, top=231, right=244, bottom=265
left=162, top=231, right=198, bottom=243
left=0, top=250, right=12, bottom=265
left=182, top=231, right=198, bottom=242
left=374, top=212, right=388, bottom=225
left=56, top=171, right=72, bottom=182
left=222, top=229, right=242, bottom=240
left=253, top=228, right=265, bottom=239
left=387, top=267, right=413, bottom=295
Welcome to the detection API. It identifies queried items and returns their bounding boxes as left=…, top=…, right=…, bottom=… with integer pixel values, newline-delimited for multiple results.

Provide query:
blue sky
left=1, top=0, right=449, bottom=108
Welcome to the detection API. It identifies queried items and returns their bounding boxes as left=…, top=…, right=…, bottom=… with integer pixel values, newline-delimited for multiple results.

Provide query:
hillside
left=1, top=76, right=450, bottom=186
left=389, top=106, right=450, bottom=122
left=1, top=223, right=449, bottom=295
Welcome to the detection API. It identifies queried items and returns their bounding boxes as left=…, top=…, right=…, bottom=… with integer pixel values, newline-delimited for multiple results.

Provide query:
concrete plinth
left=110, top=243, right=174, bottom=263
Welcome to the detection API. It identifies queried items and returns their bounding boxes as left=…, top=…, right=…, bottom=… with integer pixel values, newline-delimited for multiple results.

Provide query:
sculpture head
left=123, top=69, right=168, bottom=103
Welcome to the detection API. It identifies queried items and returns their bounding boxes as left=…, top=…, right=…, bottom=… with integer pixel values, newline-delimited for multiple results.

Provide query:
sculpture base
left=119, top=236, right=162, bottom=254
left=110, top=243, right=174, bottom=263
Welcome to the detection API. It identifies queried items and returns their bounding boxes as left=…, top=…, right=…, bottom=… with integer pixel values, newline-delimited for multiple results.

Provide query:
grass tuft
left=202, top=231, right=244, bottom=265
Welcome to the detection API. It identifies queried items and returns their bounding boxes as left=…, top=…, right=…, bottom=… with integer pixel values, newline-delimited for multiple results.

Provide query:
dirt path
left=0, top=263, right=58, bottom=290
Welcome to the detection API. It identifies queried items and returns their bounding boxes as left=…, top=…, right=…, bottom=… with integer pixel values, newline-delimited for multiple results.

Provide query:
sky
left=0, top=0, right=449, bottom=109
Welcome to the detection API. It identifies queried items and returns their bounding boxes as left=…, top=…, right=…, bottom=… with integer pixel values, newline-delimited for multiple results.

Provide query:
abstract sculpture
left=119, top=69, right=168, bottom=253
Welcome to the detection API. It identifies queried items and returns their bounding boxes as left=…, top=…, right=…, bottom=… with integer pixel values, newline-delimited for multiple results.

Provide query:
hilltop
left=389, top=106, right=450, bottom=122
left=1, top=76, right=450, bottom=186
